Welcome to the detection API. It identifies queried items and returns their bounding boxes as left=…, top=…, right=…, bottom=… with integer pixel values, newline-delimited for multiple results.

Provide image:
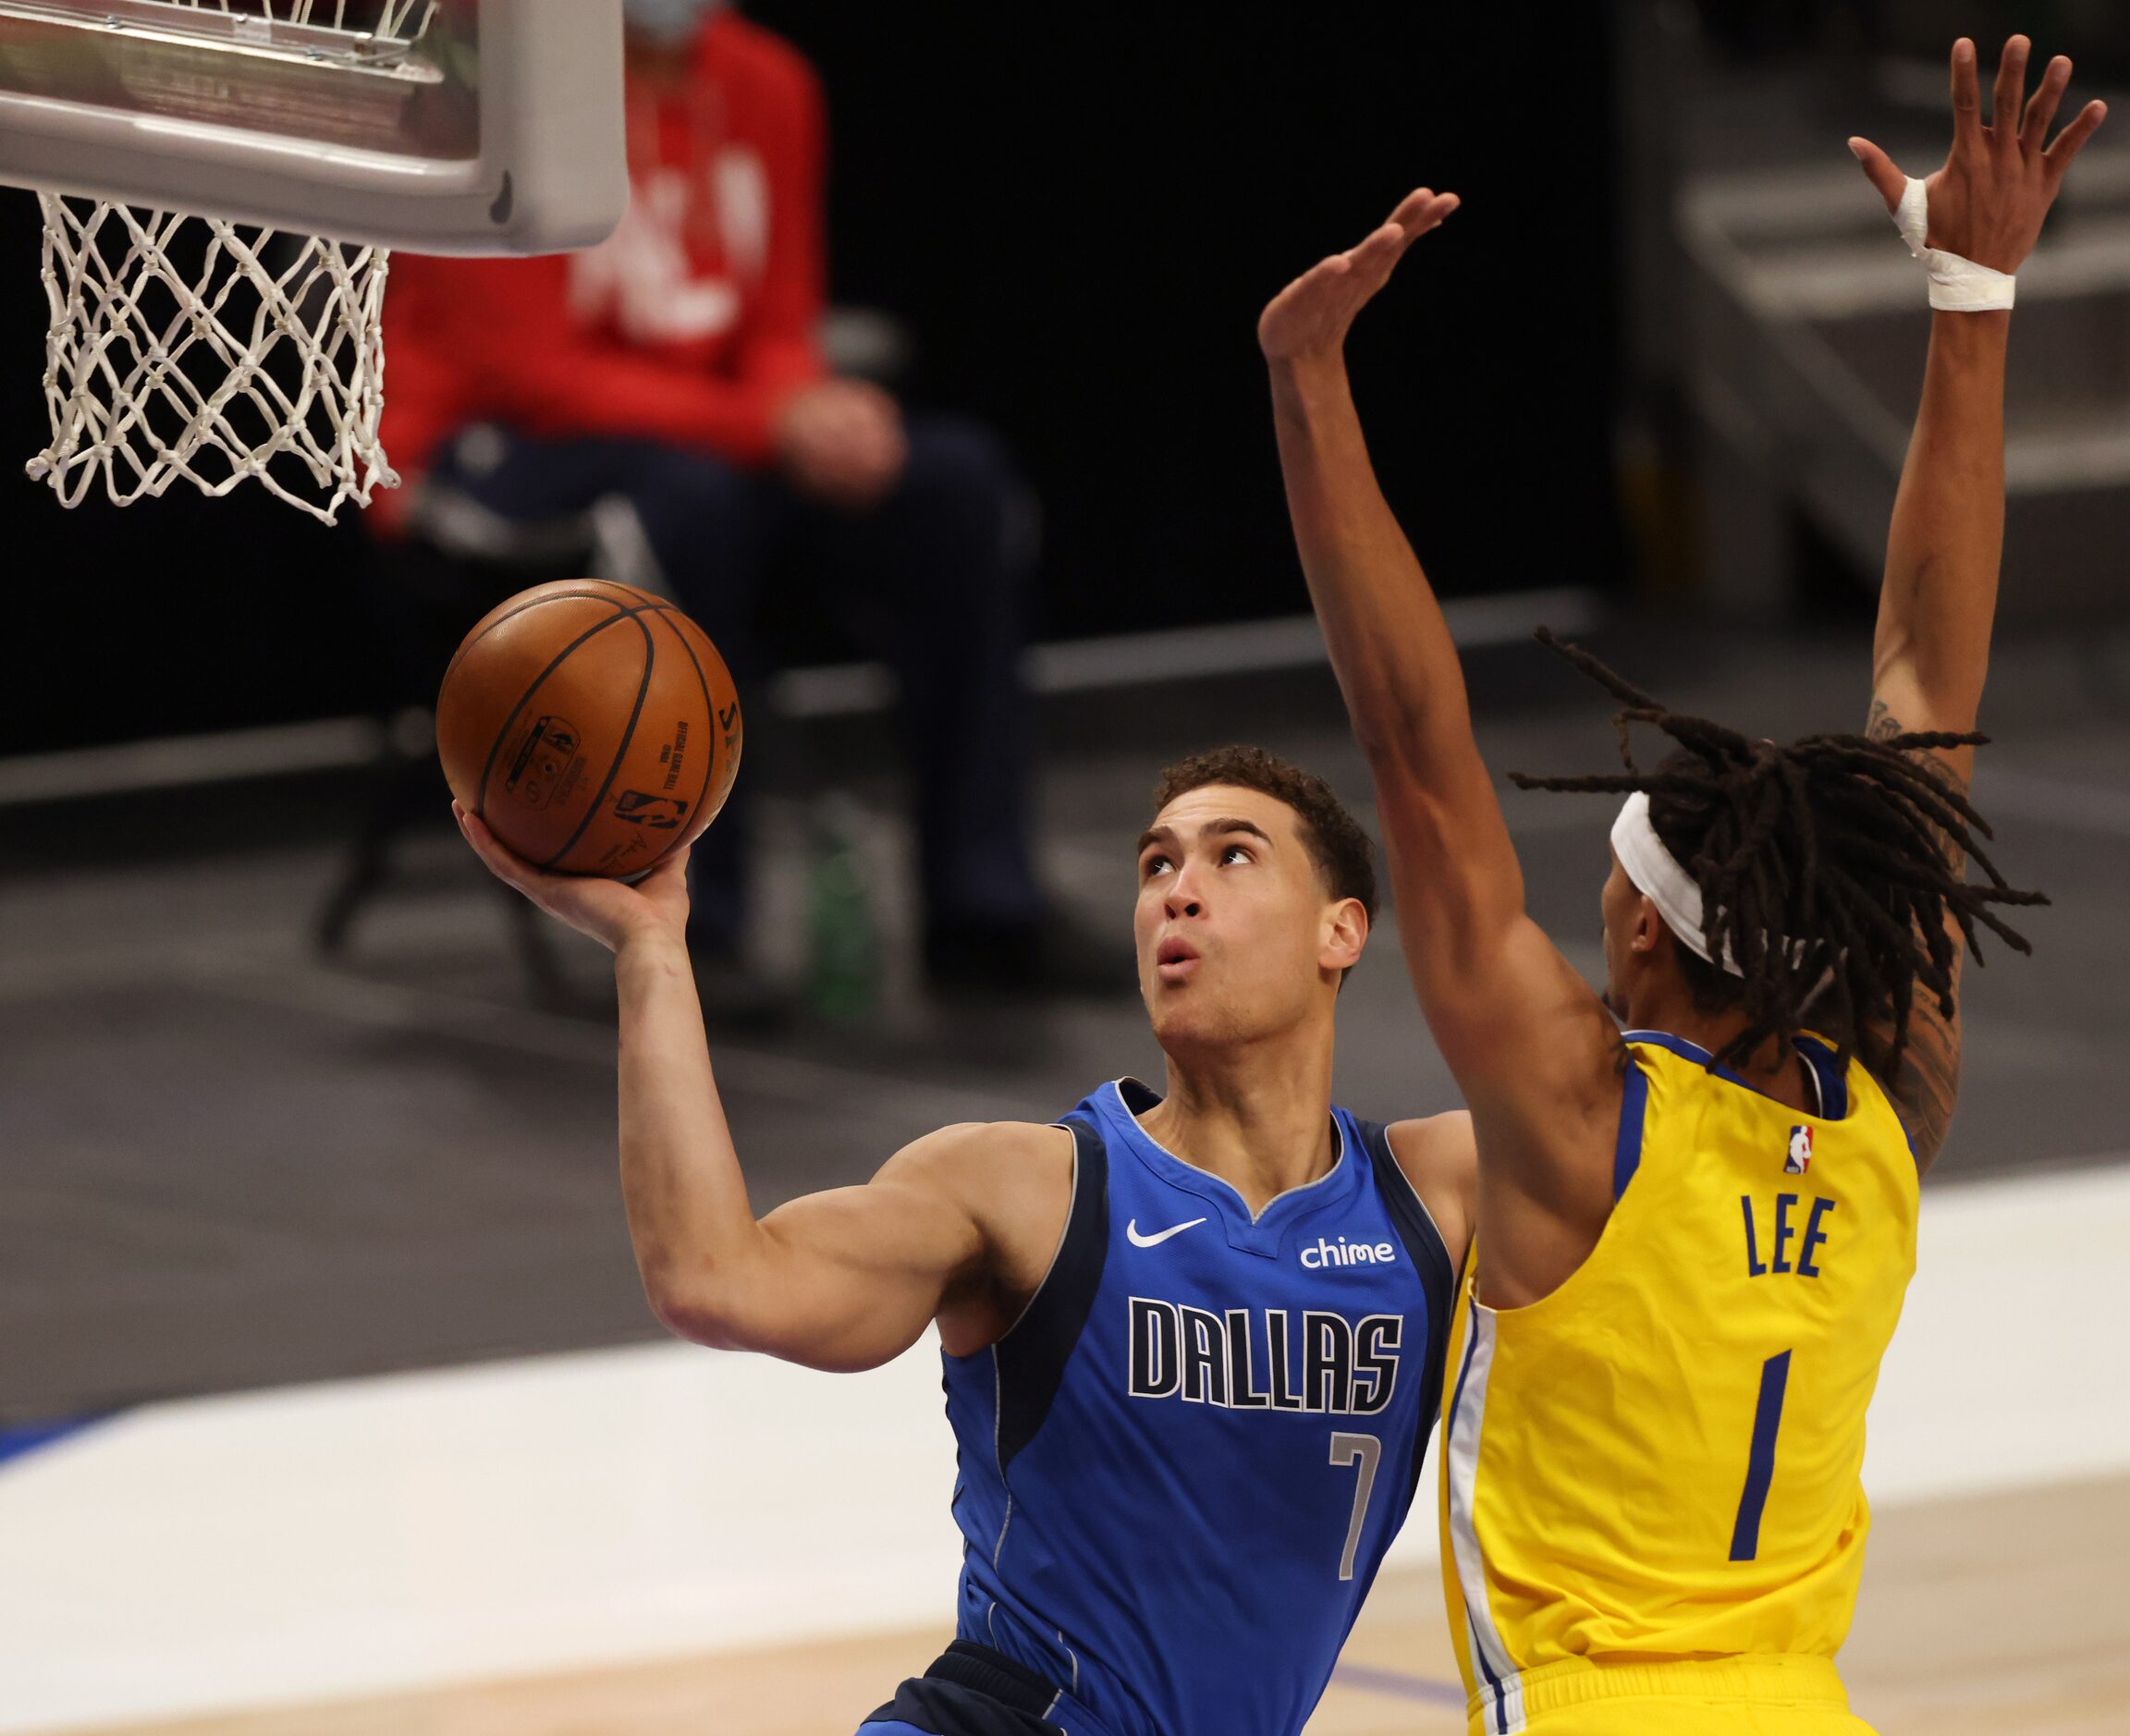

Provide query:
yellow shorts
left=1468, top=1655, right=1876, bottom=1735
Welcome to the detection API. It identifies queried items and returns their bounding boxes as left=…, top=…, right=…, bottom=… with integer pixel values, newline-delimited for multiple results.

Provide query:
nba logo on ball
left=615, top=790, right=690, bottom=829
left=435, top=580, right=743, bottom=876
left=1785, top=1126, right=1813, bottom=1175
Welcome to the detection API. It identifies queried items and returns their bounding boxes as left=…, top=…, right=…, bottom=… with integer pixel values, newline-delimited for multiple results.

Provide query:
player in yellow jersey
left=1257, top=33, right=2104, bottom=1736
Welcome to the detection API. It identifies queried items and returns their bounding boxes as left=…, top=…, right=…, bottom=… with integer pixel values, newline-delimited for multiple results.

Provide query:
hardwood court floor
left=54, top=1474, right=2130, bottom=1736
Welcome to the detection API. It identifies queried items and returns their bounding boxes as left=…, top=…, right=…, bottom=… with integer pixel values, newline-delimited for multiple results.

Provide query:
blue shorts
left=857, top=1640, right=1065, bottom=1736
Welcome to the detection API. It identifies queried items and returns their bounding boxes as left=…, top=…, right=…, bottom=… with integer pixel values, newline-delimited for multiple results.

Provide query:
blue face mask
left=621, top=0, right=724, bottom=49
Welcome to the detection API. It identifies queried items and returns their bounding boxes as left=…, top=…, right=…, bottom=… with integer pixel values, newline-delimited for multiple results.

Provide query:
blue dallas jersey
left=940, top=1078, right=1455, bottom=1736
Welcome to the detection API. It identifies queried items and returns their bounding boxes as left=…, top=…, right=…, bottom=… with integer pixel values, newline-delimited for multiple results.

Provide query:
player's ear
left=1633, top=894, right=1664, bottom=957
left=1321, top=897, right=1368, bottom=976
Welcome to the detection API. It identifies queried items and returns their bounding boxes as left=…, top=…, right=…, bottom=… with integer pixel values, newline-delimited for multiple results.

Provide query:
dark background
left=3, top=0, right=2127, bottom=1429
left=0, top=2, right=1621, bottom=756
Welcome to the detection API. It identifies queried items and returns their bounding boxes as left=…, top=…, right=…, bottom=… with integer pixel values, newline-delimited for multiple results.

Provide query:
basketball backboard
left=4, top=0, right=629, bottom=520
left=0, top=0, right=626, bottom=254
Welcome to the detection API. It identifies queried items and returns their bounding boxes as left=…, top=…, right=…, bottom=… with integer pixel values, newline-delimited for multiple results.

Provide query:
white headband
left=1610, top=790, right=1742, bottom=977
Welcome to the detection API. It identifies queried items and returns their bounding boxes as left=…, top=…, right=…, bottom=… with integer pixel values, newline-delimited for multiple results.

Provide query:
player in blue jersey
left=455, top=742, right=1472, bottom=1736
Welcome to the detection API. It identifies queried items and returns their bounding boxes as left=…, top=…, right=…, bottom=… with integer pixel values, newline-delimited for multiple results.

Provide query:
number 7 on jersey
left=1329, top=1431, right=1381, bottom=1581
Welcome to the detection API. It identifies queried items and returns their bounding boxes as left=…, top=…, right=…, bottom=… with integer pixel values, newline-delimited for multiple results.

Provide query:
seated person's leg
left=423, top=425, right=665, bottom=526
left=610, top=445, right=788, bottom=966
left=788, top=414, right=1071, bottom=987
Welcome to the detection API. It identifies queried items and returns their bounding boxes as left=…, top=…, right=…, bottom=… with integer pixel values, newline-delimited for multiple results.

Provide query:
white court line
left=1980, top=769, right=2130, bottom=840
left=0, top=716, right=388, bottom=806
left=1, top=1155, right=2125, bottom=1733
left=0, top=589, right=1600, bottom=802
left=771, top=591, right=1600, bottom=717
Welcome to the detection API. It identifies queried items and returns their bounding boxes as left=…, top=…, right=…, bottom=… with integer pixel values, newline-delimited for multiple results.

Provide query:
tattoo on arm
left=1866, top=697, right=1968, bottom=1171
left=1893, top=1002, right=1963, bottom=1174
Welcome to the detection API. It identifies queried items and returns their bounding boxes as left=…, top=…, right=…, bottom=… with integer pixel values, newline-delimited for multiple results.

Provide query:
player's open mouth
left=1156, top=937, right=1201, bottom=981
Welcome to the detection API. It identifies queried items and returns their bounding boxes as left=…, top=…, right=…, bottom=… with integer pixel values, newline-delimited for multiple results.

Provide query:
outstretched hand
left=1257, top=188, right=1460, bottom=366
left=453, top=801, right=692, bottom=955
left=1849, top=34, right=2105, bottom=275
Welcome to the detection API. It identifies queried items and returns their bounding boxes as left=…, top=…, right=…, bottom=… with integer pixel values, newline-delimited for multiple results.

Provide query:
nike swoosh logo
left=1126, top=1216, right=1206, bottom=1248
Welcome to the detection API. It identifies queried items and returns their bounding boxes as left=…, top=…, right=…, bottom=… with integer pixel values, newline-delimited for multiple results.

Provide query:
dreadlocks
left=1508, top=629, right=2048, bottom=1081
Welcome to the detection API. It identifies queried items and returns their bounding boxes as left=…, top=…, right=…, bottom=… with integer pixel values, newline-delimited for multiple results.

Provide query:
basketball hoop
left=30, top=194, right=396, bottom=523
left=0, top=0, right=628, bottom=523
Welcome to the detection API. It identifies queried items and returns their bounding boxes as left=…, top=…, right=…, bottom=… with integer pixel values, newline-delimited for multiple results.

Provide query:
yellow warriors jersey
left=1438, top=1030, right=1919, bottom=1734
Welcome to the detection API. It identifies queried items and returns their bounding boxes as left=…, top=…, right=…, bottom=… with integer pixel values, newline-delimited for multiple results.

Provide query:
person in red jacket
left=382, top=0, right=1080, bottom=1006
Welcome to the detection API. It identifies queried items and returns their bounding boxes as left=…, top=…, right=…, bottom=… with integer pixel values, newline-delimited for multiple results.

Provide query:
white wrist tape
left=1894, top=177, right=2015, bottom=311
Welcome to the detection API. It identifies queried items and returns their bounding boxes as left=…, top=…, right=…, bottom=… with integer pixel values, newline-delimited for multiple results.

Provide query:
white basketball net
left=23, top=0, right=439, bottom=524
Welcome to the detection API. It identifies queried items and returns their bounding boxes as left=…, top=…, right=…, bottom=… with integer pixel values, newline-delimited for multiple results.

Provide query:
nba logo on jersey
left=1785, top=1125, right=1814, bottom=1174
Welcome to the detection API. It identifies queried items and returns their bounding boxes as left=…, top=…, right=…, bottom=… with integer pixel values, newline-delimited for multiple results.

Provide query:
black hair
left=1153, top=744, right=1377, bottom=922
left=1508, top=629, right=2047, bottom=1078
left=1152, top=746, right=1377, bottom=986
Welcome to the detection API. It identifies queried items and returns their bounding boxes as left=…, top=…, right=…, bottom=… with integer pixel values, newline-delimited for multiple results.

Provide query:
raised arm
left=1846, top=35, right=2103, bottom=1160
left=455, top=807, right=1069, bottom=1371
left=1260, top=195, right=1627, bottom=1277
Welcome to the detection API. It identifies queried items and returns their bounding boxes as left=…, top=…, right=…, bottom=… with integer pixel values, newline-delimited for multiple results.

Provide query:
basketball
left=435, top=580, right=741, bottom=879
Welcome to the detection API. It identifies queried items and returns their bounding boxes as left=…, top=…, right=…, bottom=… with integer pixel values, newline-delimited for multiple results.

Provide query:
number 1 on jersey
left=1328, top=1431, right=1381, bottom=1581
left=1729, top=1350, right=1793, bottom=1561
